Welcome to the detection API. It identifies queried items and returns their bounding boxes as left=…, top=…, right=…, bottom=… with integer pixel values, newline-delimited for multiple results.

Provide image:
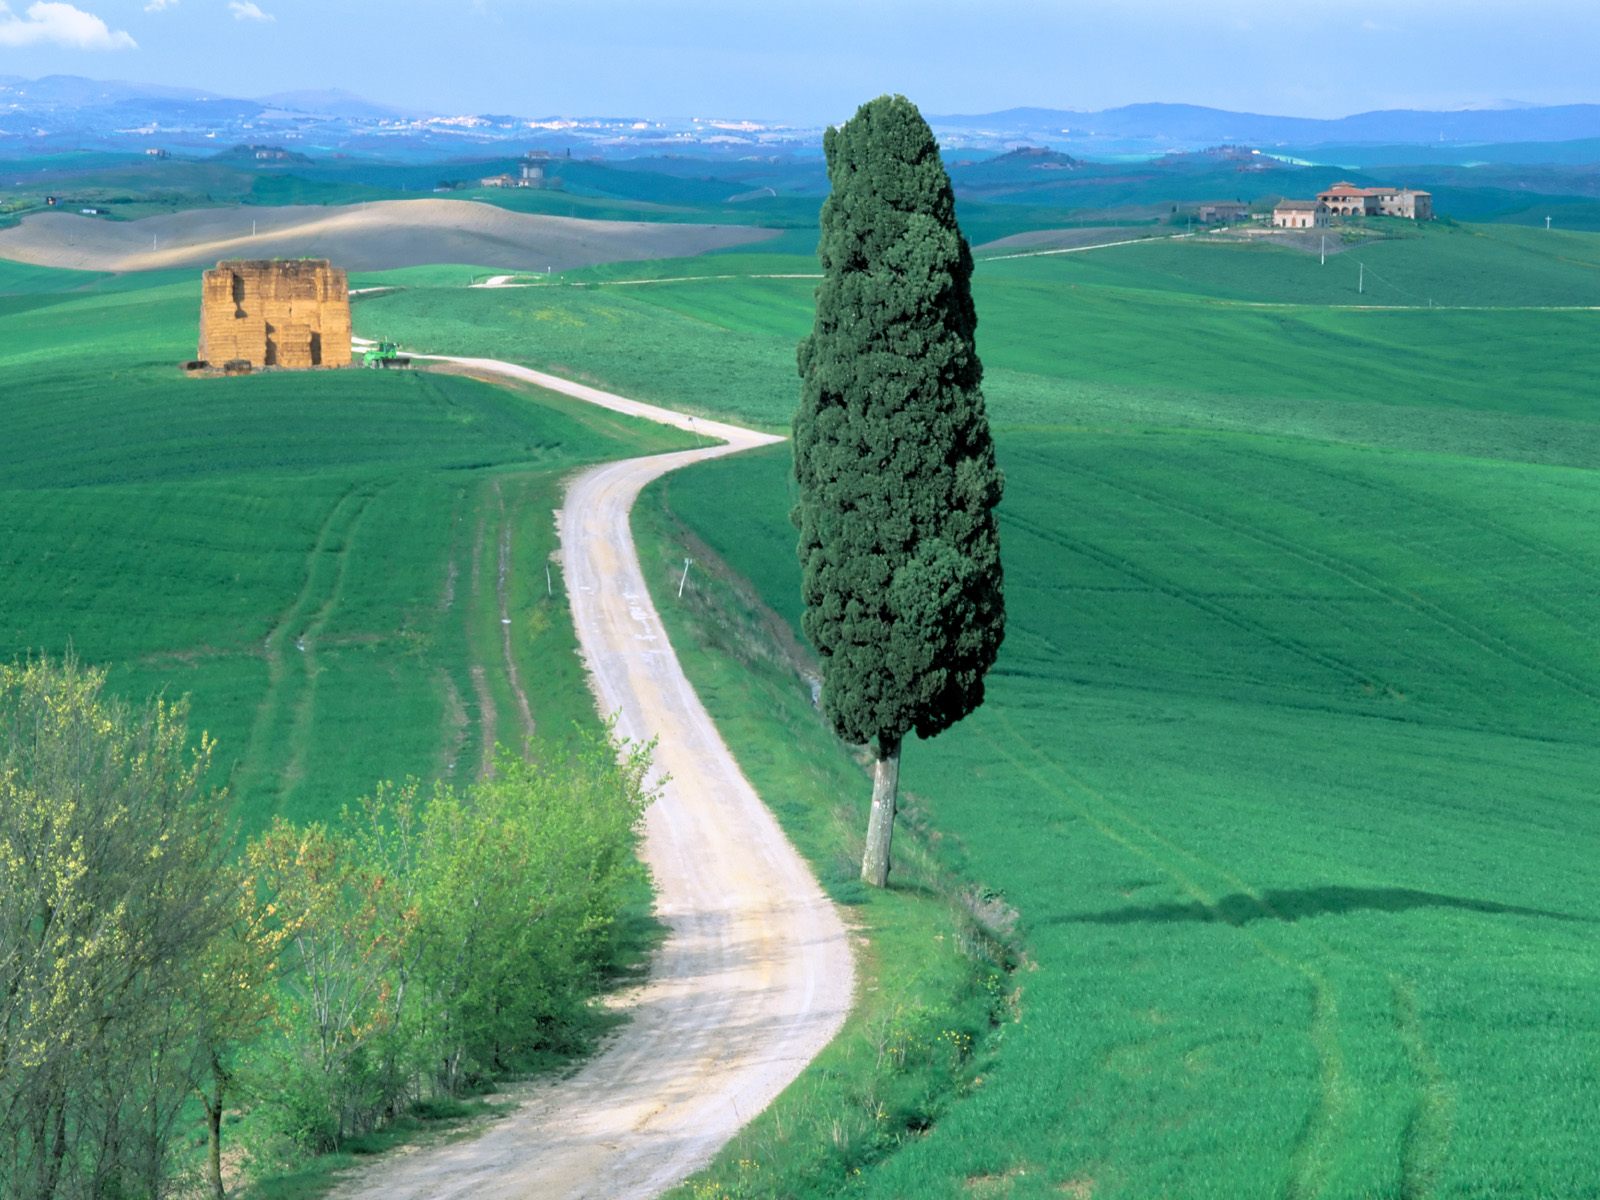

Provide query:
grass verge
left=631, top=472, right=1017, bottom=1199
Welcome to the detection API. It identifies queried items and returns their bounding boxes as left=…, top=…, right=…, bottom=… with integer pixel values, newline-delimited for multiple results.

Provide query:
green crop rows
left=0, top=261, right=690, bottom=834
left=6, top=212, right=1598, bottom=1197
left=352, top=224, right=1600, bottom=1197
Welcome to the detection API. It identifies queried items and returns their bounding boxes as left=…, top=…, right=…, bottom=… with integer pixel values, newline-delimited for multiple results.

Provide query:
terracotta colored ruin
left=197, top=259, right=351, bottom=370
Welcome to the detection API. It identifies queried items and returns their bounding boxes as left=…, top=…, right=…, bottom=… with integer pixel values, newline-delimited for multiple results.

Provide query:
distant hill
left=928, top=103, right=1600, bottom=153
left=255, top=88, right=416, bottom=120
left=2, top=75, right=1597, bottom=163
left=0, top=74, right=222, bottom=107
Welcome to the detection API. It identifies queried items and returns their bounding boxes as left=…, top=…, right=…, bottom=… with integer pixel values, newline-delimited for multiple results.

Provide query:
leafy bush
left=246, top=727, right=655, bottom=1156
left=0, top=658, right=655, bottom=1193
left=0, top=657, right=234, bottom=1200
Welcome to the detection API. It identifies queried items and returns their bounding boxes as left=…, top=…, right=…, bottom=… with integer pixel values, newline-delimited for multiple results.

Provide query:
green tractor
left=362, top=340, right=412, bottom=369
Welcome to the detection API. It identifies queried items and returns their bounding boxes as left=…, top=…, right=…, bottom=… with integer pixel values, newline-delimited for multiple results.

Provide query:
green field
left=5, top=210, right=1599, bottom=1197
left=0, top=261, right=691, bottom=833
left=359, top=221, right=1600, bottom=442
left=356, top=226, right=1600, bottom=1196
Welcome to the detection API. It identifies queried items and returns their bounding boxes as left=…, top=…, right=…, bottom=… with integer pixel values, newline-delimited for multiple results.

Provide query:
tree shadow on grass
left=1048, top=885, right=1588, bottom=927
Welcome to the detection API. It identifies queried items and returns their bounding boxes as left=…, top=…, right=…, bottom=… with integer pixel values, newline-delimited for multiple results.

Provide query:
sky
left=2, top=0, right=1597, bottom=122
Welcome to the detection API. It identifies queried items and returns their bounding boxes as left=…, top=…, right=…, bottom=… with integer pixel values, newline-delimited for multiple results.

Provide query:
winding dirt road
left=332, top=356, right=854, bottom=1200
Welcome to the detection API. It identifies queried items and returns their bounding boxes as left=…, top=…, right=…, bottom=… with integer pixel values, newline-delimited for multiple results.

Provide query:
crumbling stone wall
left=198, top=259, right=352, bottom=369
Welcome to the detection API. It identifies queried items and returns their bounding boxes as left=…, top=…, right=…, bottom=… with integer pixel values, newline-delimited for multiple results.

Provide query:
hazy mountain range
left=3, top=75, right=1598, bottom=161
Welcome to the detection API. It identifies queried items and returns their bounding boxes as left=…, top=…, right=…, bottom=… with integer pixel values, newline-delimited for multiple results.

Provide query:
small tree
left=0, top=656, right=235, bottom=1199
left=794, top=95, right=1006, bottom=888
left=193, top=871, right=292, bottom=1200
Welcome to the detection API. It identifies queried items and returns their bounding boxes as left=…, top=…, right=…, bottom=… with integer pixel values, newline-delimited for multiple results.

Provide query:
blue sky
left=3, top=0, right=1597, bottom=122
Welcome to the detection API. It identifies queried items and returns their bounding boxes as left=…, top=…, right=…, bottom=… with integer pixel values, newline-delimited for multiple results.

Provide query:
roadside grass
left=630, top=483, right=1017, bottom=1200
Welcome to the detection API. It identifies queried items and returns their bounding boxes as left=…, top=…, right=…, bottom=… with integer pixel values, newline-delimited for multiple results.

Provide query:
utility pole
left=1359, top=262, right=1365, bottom=295
left=1320, top=234, right=1326, bottom=266
left=677, top=557, right=694, bottom=598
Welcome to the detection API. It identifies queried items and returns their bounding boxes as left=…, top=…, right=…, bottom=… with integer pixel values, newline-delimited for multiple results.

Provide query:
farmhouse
left=1273, top=200, right=1328, bottom=229
left=1318, top=182, right=1434, bottom=220
left=197, top=259, right=352, bottom=370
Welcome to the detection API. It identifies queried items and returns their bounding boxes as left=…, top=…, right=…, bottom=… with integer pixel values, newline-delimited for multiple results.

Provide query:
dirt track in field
left=0, top=199, right=775, bottom=272
left=329, top=355, right=854, bottom=1200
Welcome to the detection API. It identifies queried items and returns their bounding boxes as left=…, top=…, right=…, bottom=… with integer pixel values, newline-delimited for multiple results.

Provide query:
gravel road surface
left=330, top=356, right=854, bottom=1200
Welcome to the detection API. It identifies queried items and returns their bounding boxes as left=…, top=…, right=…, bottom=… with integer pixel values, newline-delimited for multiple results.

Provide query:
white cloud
left=144, top=0, right=176, bottom=11
left=0, top=1, right=136, bottom=48
left=228, top=0, right=272, bottom=20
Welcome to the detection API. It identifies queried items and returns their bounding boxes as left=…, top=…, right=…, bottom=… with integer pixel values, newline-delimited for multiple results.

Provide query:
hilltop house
left=1273, top=199, right=1328, bottom=229
left=1318, top=182, right=1433, bottom=220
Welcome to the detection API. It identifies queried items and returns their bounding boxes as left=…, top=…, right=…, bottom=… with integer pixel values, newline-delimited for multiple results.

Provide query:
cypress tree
left=794, top=94, right=1005, bottom=888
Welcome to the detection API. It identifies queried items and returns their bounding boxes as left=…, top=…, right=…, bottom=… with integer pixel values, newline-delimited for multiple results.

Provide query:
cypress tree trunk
left=861, top=737, right=901, bottom=887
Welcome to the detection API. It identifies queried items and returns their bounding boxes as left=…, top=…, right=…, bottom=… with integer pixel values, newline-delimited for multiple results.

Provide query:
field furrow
left=232, top=484, right=378, bottom=816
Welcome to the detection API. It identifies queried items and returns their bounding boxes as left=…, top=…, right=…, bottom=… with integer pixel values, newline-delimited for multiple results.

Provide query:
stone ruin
left=196, top=259, right=352, bottom=371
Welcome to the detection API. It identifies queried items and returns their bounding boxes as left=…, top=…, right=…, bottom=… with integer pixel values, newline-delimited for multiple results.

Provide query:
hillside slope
left=0, top=199, right=776, bottom=272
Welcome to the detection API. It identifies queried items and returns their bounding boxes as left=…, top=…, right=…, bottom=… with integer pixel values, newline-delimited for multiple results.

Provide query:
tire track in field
left=1392, top=979, right=1454, bottom=1200
left=232, top=484, right=380, bottom=815
left=436, top=668, right=469, bottom=782
left=434, top=491, right=470, bottom=782
left=279, top=482, right=388, bottom=807
left=980, top=714, right=1356, bottom=1200
left=470, top=666, right=497, bottom=779
left=464, top=502, right=496, bottom=778
left=493, top=480, right=536, bottom=745
left=987, top=711, right=1456, bottom=1198
left=1066, top=454, right=1600, bottom=707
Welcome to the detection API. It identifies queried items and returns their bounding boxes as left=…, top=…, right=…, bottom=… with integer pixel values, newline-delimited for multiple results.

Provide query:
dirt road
left=331, top=356, right=853, bottom=1200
